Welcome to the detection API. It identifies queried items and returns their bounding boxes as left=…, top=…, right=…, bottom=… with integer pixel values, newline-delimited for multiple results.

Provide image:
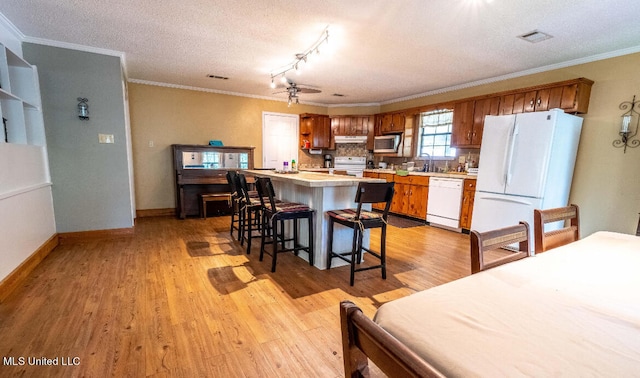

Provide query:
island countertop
left=245, top=170, right=384, bottom=187
left=244, top=169, right=383, bottom=271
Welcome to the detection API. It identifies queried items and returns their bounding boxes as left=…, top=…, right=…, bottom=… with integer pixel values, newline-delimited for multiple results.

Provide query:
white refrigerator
left=470, top=109, right=583, bottom=250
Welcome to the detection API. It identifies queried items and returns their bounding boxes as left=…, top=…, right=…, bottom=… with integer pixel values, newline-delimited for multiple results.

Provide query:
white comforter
left=374, top=231, right=640, bottom=377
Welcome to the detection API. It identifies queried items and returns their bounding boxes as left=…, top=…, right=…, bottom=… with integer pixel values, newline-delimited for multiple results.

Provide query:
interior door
left=475, top=114, right=515, bottom=194
left=504, top=111, right=555, bottom=198
left=262, top=112, right=299, bottom=169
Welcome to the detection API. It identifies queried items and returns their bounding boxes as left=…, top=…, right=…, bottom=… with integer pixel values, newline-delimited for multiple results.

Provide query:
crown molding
left=22, top=36, right=125, bottom=59
left=0, top=12, right=25, bottom=41
left=382, top=45, right=640, bottom=105
left=128, top=79, right=327, bottom=107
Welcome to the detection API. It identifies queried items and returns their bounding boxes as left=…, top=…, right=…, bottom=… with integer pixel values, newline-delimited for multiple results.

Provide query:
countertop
left=245, top=169, right=384, bottom=188
left=365, top=169, right=477, bottom=180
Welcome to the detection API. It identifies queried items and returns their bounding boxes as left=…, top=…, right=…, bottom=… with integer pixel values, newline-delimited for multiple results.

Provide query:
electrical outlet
left=148, top=140, right=154, bottom=147
left=99, top=134, right=114, bottom=144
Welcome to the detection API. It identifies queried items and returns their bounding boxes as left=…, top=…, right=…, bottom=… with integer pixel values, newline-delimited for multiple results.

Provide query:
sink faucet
left=423, top=153, right=433, bottom=172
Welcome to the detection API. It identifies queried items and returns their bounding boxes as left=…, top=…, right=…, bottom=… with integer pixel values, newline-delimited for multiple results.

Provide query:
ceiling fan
left=273, top=80, right=321, bottom=106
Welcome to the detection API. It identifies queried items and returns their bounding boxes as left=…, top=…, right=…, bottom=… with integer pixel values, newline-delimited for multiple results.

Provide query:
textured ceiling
left=2, top=0, right=640, bottom=105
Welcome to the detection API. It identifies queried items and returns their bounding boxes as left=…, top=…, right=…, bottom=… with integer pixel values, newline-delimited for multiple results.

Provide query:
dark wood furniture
left=172, top=144, right=254, bottom=219
left=470, top=222, right=530, bottom=274
left=255, top=177, right=315, bottom=272
left=533, top=204, right=580, bottom=253
left=327, top=182, right=395, bottom=286
left=199, top=193, right=231, bottom=219
left=237, top=173, right=262, bottom=255
left=340, top=300, right=445, bottom=378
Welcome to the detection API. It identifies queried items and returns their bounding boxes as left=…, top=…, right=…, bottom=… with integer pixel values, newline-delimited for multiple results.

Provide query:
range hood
left=334, top=135, right=368, bottom=144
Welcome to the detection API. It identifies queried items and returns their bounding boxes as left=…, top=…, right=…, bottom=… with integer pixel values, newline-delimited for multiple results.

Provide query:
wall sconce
left=614, top=95, right=639, bottom=153
left=77, top=97, right=89, bottom=120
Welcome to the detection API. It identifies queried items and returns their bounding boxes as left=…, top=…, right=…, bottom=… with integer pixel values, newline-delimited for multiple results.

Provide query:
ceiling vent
left=207, top=74, right=229, bottom=80
left=332, top=93, right=345, bottom=97
left=518, top=30, right=553, bottom=43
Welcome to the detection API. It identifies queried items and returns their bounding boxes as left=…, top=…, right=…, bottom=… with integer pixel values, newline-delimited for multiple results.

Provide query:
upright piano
left=173, top=144, right=255, bottom=219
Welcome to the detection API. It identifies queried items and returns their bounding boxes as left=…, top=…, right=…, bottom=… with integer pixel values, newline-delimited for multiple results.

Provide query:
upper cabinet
left=500, top=78, right=593, bottom=115
left=330, top=115, right=374, bottom=149
left=300, top=113, right=331, bottom=149
left=453, top=78, right=593, bottom=148
left=378, top=111, right=405, bottom=134
left=0, top=44, right=45, bottom=146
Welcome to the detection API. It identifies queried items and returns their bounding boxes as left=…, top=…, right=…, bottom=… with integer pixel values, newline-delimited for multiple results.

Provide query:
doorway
left=262, top=112, right=299, bottom=169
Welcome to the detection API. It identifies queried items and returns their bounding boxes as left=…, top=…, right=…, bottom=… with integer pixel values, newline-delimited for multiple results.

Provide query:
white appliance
left=333, top=156, right=366, bottom=177
left=335, top=135, right=368, bottom=144
left=427, top=178, right=464, bottom=230
left=373, top=135, right=401, bottom=153
left=471, top=109, right=583, bottom=250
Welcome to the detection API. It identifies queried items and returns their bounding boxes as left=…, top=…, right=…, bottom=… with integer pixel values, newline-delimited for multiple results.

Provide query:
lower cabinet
left=459, top=179, right=476, bottom=230
left=386, top=174, right=430, bottom=219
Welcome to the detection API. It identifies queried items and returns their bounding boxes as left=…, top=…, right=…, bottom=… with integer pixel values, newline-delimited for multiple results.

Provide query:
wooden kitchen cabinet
left=459, top=178, right=476, bottom=230
left=300, top=113, right=330, bottom=149
left=330, top=115, right=375, bottom=149
left=500, top=78, right=593, bottom=115
left=406, top=176, right=429, bottom=219
left=470, top=96, right=501, bottom=147
left=379, top=112, right=405, bottom=134
left=451, top=100, right=475, bottom=147
left=454, top=96, right=501, bottom=148
left=386, top=175, right=430, bottom=219
left=390, top=176, right=411, bottom=214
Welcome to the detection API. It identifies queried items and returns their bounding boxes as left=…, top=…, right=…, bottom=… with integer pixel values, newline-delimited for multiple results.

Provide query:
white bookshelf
left=0, top=43, right=44, bottom=146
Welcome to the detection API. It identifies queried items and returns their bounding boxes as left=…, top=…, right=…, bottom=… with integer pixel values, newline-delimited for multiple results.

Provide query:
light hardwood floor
left=0, top=216, right=476, bottom=377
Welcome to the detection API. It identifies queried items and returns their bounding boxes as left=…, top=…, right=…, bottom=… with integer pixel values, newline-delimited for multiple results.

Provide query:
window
left=417, top=109, right=457, bottom=158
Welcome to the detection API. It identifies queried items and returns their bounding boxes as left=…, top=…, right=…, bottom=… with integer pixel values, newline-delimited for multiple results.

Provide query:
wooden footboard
left=339, top=300, right=445, bottom=378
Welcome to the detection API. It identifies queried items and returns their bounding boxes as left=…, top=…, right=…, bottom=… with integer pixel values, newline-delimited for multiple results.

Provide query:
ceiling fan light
left=270, top=78, right=276, bottom=89
left=280, top=75, right=288, bottom=83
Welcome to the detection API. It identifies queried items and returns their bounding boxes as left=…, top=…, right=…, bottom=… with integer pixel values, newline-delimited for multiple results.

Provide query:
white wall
left=0, top=16, right=56, bottom=283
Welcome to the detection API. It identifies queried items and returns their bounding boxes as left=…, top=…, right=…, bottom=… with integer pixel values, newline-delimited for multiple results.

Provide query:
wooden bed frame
left=339, top=300, right=445, bottom=378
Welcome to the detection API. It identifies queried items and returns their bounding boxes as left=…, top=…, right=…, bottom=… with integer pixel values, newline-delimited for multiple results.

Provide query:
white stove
left=333, top=156, right=367, bottom=177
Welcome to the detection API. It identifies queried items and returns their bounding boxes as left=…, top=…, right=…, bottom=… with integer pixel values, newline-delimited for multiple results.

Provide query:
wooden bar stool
left=225, top=171, right=243, bottom=240
left=255, top=177, right=315, bottom=273
left=199, top=193, right=232, bottom=219
left=326, top=182, right=394, bottom=286
left=237, top=173, right=262, bottom=254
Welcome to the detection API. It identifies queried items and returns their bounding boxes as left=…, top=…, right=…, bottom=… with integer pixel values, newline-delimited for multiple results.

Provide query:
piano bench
left=200, top=193, right=232, bottom=219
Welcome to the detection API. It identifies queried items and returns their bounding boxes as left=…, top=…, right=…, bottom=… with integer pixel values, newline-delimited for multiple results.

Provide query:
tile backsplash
left=335, top=143, right=368, bottom=157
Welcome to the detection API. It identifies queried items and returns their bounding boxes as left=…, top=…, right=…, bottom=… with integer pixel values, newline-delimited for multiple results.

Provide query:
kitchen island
left=245, top=170, right=384, bottom=270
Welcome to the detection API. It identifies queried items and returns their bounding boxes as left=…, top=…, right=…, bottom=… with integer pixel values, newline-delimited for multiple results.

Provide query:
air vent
left=207, top=74, right=229, bottom=80
left=518, top=30, right=553, bottom=43
left=332, top=93, right=345, bottom=97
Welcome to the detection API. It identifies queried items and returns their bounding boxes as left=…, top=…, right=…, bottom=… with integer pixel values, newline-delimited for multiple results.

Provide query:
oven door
left=345, top=169, right=364, bottom=178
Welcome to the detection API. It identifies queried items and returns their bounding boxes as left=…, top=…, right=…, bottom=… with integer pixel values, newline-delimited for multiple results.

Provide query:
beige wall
left=130, top=53, right=640, bottom=236
left=128, top=84, right=326, bottom=211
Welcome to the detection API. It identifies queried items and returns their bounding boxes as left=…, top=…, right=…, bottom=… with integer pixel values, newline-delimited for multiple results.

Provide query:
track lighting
left=268, top=25, right=330, bottom=87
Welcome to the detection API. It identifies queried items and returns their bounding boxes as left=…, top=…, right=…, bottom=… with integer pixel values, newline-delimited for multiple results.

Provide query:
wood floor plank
left=0, top=215, right=475, bottom=377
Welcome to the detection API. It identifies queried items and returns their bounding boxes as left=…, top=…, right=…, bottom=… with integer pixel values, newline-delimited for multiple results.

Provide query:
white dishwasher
left=426, top=177, right=464, bottom=231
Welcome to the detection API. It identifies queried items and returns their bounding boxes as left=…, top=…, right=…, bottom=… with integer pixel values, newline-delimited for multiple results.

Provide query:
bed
left=340, top=231, right=640, bottom=377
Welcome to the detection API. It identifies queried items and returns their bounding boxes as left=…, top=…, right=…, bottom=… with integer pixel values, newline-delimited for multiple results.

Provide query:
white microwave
left=373, top=135, right=401, bottom=153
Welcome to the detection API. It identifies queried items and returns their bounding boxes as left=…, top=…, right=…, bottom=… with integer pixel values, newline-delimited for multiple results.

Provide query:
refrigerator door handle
left=505, top=122, right=519, bottom=185
left=478, top=193, right=534, bottom=206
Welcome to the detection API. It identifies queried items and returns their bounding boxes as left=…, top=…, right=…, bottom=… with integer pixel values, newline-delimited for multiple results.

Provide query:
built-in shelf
left=0, top=43, right=45, bottom=146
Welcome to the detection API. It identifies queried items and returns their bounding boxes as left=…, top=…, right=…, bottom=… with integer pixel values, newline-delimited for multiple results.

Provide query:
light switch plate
left=99, top=134, right=114, bottom=144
